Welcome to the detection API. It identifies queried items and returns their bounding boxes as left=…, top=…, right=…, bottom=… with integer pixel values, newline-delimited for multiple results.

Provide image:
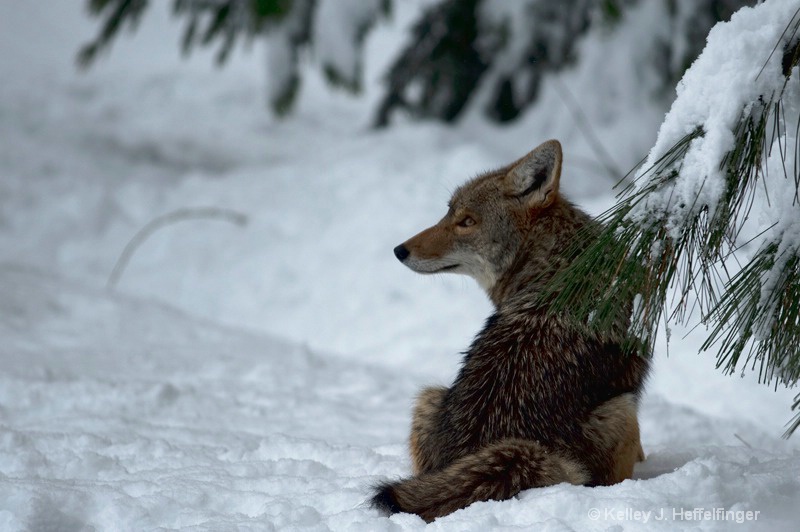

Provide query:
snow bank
left=0, top=265, right=407, bottom=530
left=1, top=265, right=797, bottom=530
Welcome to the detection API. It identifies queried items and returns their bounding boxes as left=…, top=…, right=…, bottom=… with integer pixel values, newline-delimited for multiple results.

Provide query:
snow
left=622, top=0, right=800, bottom=381
left=314, top=0, right=386, bottom=89
left=756, top=61, right=800, bottom=345
left=630, top=0, right=799, bottom=235
left=1, top=1, right=799, bottom=530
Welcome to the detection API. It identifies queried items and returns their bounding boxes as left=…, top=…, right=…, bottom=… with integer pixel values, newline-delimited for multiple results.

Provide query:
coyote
left=371, top=140, right=649, bottom=522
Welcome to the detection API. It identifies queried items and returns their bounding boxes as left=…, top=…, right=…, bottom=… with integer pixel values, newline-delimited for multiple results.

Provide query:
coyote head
left=393, top=139, right=563, bottom=293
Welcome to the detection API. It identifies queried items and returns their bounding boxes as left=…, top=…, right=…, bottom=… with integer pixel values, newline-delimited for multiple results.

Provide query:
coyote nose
left=394, top=244, right=410, bottom=262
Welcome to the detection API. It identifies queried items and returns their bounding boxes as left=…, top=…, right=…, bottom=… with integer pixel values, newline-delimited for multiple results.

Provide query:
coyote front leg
left=409, top=386, right=448, bottom=475
left=581, top=393, right=645, bottom=485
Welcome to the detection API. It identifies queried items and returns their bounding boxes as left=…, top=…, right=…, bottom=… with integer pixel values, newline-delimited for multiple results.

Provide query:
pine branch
left=540, top=1, right=800, bottom=434
left=79, top=0, right=387, bottom=116
left=77, top=0, right=150, bottom=68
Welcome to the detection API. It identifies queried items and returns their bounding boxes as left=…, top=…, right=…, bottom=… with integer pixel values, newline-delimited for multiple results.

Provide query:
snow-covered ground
left=0, top=1, right=798, bottom=530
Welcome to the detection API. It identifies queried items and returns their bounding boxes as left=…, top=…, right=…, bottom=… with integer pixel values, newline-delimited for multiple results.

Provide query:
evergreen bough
left=540, top=2, right=800, bottom=436
left=78, top=0, right=388, bottom=116
left=78, top=0, right=752, bottom=124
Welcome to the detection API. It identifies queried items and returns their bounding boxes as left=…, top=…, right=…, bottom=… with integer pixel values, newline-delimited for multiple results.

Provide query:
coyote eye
left=457, top=216, right=476, bottom=228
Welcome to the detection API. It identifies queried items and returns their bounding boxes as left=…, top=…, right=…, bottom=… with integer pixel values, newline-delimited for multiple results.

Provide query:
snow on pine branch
left=619, top=0, right=800, bottom=432
left=543, top=0, right=800, bottom=434
left=266, top=0, right=388, bottom=113
left=628, top=0, right=799, bottom=237
left=314, top=0, right=388, bottom=92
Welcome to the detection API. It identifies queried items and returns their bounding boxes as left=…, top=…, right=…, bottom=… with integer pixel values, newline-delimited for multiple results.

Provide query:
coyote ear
left=505, top=139, right=562, bottom=207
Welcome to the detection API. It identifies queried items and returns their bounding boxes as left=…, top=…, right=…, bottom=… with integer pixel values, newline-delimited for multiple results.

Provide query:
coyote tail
left=370, top=438, right=588, bottom=522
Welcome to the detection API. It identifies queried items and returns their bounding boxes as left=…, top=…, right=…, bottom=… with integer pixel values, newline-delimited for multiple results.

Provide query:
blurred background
left=3, top=0, right=796, bottom=433
left=0, top=0, right=788, bottom=431
left=4, top=0, right=798, bottom=436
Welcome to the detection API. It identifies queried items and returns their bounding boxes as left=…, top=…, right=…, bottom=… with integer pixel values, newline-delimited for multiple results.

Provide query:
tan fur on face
left=398, top=140, right=565, bottom=294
